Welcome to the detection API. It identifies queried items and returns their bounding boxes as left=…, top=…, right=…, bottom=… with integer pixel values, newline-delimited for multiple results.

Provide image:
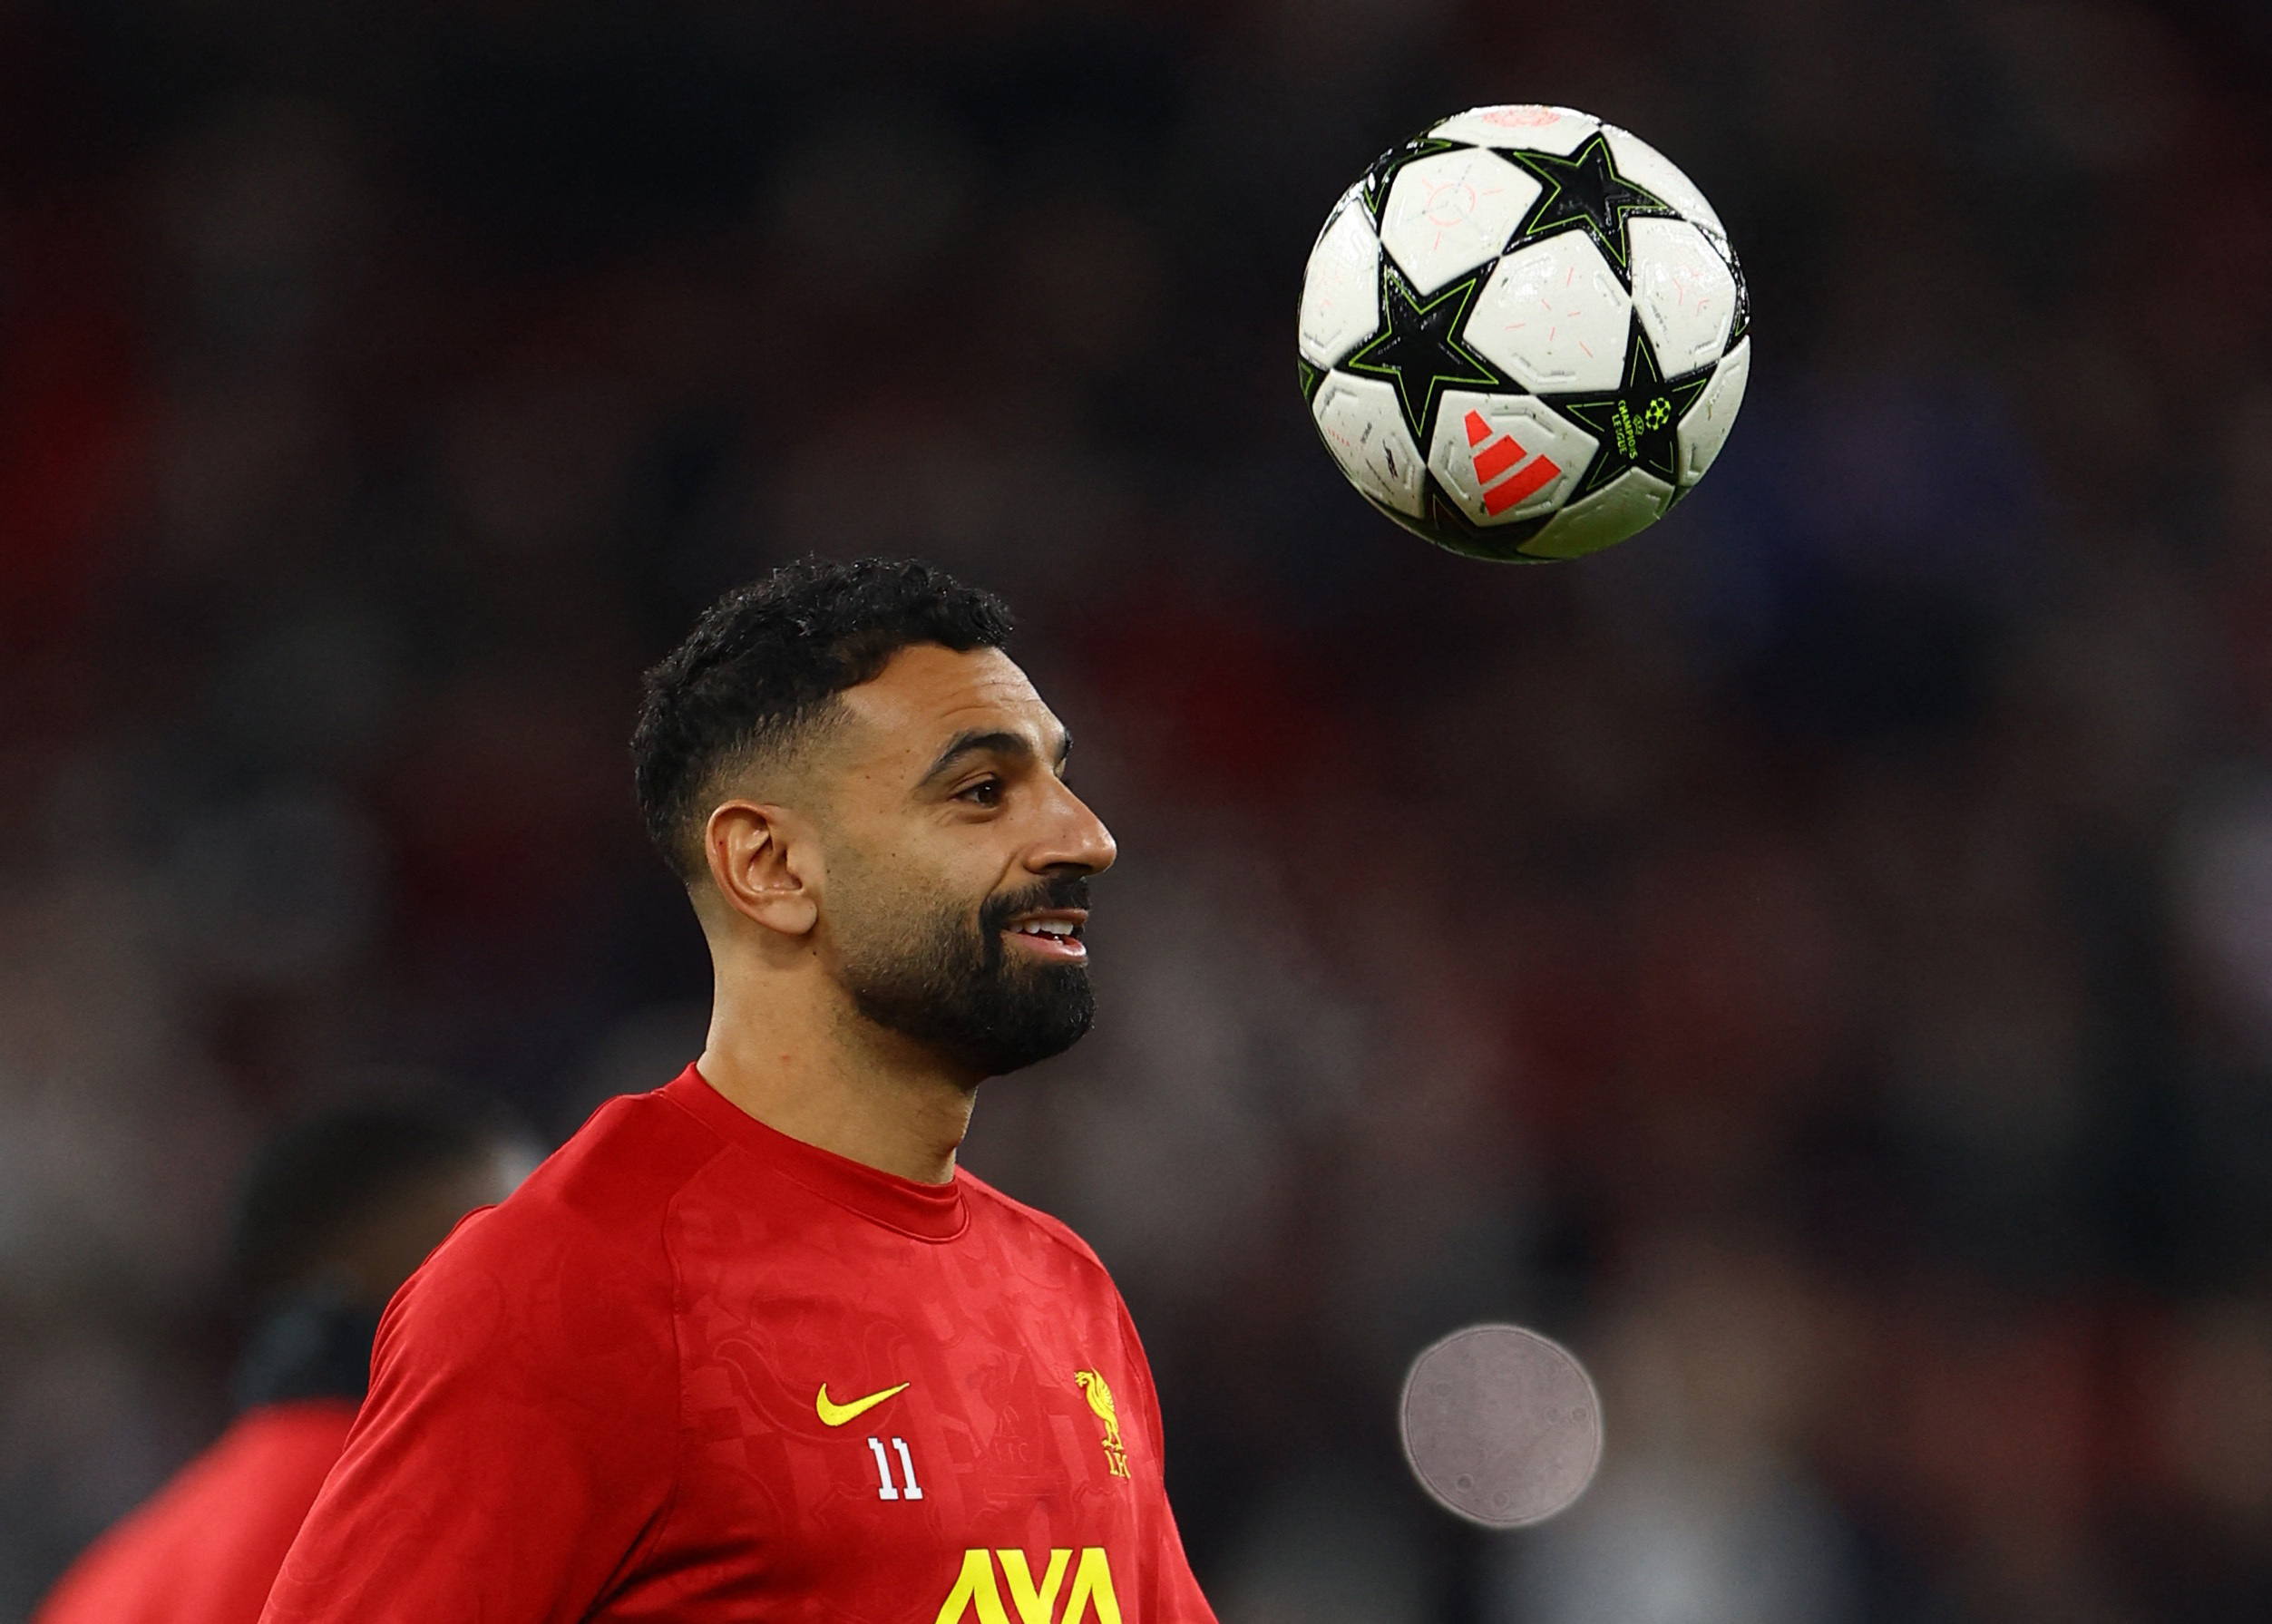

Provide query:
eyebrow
left=920, top=727, right=1073, bottom=785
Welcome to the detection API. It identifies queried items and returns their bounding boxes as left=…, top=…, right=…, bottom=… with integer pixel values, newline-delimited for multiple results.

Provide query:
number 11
left=867, top=1435, right=922, bottom=1501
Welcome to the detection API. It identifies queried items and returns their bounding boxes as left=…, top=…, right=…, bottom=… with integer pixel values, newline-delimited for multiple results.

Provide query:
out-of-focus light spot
left=1399, top=1323, right=1603, bottom=1527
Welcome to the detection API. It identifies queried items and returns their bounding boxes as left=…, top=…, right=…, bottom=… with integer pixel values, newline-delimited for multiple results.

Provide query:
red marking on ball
left=1473, top=434, right=1528, bottom=484
left=1479, top=104, right=1564, bottom=129
left=1484, top=455, right=1560, bottom=514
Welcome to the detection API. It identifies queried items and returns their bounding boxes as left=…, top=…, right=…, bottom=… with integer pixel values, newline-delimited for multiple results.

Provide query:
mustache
left=979, top=873, right=1093, bottom=935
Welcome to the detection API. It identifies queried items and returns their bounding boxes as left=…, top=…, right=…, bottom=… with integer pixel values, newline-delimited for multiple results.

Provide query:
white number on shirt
left=867, top=1435, right=922, bottom=1501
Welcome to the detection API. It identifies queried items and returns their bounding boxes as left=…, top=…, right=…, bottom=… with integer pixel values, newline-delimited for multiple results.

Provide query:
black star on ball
left=1497, top=131, right=1675, bottom=281
left=1341, top=263, right=1509, bottom=444
left=1541, top=318, right=1713, bottom=500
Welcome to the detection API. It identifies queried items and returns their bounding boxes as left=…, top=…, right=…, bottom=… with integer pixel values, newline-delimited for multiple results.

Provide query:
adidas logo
left=1464, top=410, right=1561, bottom=515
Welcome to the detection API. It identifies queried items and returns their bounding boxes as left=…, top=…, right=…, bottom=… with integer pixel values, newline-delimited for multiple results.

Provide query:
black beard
left=842, top=874, right=1095, bottom=1079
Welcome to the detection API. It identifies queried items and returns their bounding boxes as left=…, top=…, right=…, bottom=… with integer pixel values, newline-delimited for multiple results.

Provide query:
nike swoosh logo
left=815, top=1381, right=910, bottom=1427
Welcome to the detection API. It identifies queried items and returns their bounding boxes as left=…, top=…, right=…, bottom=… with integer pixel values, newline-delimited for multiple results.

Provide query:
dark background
left=5, top=1, right=2272, bottom=1619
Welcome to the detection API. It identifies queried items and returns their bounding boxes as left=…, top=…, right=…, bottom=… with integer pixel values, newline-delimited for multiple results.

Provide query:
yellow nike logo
left=815, top=1381, right=911, bottom=1427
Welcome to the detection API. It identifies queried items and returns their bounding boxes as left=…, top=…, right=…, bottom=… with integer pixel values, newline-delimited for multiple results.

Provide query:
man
left=34, top=1098, right=530, bottom=1624
left=264, top=558, right=1217, bottom=1622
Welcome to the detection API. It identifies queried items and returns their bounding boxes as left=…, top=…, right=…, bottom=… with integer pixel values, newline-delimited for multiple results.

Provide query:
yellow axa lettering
left=933, top=1547, right=1122, bottom=1624
left=999, top=1548, right=1070, bottom=1624
left=935, top=1550, right=1010, bottom=1624
left=1062, top=1547, right=1123, bottom=1624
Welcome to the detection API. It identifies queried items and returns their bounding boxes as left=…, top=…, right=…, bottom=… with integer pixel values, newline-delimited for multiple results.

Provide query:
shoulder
left=382, top=1086, right=729, bottom=1365
left=449, top=1084, right=726, bottom=1255
left=528, top=1082, right=734, bottom=1228
left=956, top=1169, right=1118, bottom=1285
left=32, top=1404, right=356, bottom=1624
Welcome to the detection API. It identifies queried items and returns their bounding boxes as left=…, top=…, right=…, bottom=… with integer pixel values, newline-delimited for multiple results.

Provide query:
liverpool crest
left=1073, top=1370, right=1130, bottom=1479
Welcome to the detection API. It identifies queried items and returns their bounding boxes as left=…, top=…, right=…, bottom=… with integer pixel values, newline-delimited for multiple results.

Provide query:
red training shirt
left=262, top=1065, right=1217, bottom=1624
left=36, top=1400, right=356, bottom=1624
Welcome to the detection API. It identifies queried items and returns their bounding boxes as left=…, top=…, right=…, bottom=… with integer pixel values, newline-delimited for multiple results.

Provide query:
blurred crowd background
left=5, top=0, right=2272, bottom=1619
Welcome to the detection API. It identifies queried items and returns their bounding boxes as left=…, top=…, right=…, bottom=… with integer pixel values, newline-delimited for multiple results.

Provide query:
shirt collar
left=665, top=1064, right=970, bottom=1242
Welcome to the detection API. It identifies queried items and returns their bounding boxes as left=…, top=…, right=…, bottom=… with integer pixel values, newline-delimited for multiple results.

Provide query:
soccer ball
left=1298, top=105, right=1749, bottom=562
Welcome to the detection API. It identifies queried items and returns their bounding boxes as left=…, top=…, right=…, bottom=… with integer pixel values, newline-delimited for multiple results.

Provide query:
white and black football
left=1300, top=104, right=1749, bottom=562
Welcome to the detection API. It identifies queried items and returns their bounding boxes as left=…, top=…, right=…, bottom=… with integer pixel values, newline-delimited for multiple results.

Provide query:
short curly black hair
left=230, top=1094, right=514, bottom=1305
left=633, top=557, right=1015, bottom=880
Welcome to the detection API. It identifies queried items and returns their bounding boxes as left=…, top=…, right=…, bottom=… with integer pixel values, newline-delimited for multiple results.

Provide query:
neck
left=696, top=972, right=979, bottom=1186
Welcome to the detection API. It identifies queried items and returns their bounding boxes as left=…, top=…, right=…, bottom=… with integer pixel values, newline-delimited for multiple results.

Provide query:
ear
left=702, top=800, right=822, bottom=938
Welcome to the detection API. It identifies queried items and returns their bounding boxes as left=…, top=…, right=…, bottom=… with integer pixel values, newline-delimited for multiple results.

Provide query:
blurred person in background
left=260, top=559, right=1216, bottom=1623
left=31, top=1095, right=533, bottom=1624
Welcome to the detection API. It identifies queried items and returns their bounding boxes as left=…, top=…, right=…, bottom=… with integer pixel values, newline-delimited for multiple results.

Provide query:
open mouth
left=1003, top=912, right=1087, bottom=961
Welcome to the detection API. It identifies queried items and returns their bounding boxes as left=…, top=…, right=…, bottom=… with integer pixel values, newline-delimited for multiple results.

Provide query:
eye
left=957, top=777, right=1004, bottom=807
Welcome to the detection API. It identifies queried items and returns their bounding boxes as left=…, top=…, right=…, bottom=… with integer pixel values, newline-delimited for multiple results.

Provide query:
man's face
left=814, top=644, right=1116, bottom=1079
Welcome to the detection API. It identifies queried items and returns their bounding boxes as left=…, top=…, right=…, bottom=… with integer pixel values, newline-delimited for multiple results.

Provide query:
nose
left=1032, top=778, right=1116, bottom=877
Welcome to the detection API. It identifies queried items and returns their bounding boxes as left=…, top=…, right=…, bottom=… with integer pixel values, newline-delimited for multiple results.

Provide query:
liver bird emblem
left=1074, top=1369, right=1131, bottom=1478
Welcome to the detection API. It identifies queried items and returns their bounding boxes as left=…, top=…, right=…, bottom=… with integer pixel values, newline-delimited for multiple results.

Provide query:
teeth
left=1016, top=919, right=1075, bottom=938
